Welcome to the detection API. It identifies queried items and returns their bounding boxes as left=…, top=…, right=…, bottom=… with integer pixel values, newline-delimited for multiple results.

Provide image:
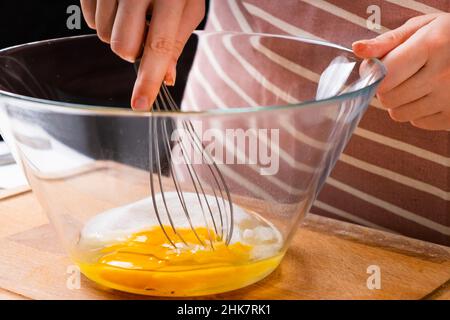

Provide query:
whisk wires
left=148, top=83, right=234, bottom=250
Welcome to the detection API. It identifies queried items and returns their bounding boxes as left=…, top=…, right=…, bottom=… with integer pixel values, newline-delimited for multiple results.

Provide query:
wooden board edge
left=302, top=214, right=450, bottom=263
left=0, top=185, right=31, bottom=201
left=0, top=287, right=32, bottom=300
left=421, top=278, right=450, bottom=300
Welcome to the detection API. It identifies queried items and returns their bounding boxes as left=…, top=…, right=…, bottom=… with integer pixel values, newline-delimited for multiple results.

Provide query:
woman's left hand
left=353, top=13, right=450, bottom=131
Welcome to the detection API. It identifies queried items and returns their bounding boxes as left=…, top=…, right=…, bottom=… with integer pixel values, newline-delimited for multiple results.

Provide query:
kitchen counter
left=0, top=158, right=450, bottom=299
left=0, top=172, right=449, bottom=300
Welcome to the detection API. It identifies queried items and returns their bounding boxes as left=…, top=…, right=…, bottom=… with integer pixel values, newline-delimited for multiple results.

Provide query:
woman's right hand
left=80, top=0, right=205, bottom=110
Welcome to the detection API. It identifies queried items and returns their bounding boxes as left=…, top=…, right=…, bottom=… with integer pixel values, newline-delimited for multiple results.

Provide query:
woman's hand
left=80, top=0, right=205, bottom=110
left=353, top=13, right=450, bottom=131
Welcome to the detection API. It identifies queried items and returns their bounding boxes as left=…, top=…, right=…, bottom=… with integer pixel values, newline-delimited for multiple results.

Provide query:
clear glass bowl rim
left=0, top=31, right=387, bottom=118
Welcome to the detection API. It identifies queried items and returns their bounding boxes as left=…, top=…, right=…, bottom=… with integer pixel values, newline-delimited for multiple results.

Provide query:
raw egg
left=76, top=226, right=283, bottom=296
left=74, top=193, right=284, bottom=296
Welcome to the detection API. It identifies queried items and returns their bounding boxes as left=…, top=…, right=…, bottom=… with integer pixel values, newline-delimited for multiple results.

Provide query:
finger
left=388, top=95, right=442, bottom=122
left=376, top=28, right=430, bottom=94
left=352, top=14, right=438, bottom=58
left=95, top=0, right=118, bottom=43
left=411, top=112, right=450, bottom=131
left=377, top=64, right=433, bottom=109
left=110, top=0, right=149, bottom=63
left=164, top=0, right=206, bottom=86
left=80, top=0, right=97, bottom=29
left=132, top=0, right=186, bottom=110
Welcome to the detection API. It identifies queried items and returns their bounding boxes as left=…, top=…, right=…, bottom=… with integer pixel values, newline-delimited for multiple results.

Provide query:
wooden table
left=0, top=163, right=449, bottom=300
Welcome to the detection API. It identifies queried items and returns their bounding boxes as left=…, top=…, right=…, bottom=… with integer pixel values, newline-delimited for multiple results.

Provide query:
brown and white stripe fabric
left=182, top=0, right=450, bottom=246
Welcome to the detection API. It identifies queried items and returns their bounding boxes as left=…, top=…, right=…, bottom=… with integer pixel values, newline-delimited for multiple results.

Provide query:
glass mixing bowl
left=0, top=32, right=385, bottom=297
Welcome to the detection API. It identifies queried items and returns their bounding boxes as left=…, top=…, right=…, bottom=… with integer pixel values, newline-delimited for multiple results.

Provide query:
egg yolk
left=76, top=226, right=283, bottom=296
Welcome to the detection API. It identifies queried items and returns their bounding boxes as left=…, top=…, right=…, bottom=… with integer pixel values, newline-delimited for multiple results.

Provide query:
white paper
left=0, top=141, right=28, bottom=189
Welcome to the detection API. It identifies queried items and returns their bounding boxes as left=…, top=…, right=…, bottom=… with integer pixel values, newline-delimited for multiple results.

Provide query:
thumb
left=352, top=14, right=438, bottom=58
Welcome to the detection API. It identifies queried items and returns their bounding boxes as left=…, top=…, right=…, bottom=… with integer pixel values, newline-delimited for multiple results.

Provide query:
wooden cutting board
left=0, top=162, right=449, bottom=300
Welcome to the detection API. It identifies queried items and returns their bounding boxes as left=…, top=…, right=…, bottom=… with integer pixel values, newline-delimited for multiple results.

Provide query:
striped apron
left=182, top=0, right=450, bottom=246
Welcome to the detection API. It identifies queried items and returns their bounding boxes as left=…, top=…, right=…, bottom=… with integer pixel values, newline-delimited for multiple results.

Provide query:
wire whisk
left=148, top=83, right=234, bottom=250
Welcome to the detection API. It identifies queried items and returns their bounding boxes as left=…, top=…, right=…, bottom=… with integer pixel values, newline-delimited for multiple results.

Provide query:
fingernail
left=353, top=42, right=376, bottom=57
left=356, top=39, right=376, bottom=45
left=353, top=41, right=365, bottom=50
left=117, top=51, right=136, bottom=63
left=353, top=39, right=376, bottom=49
left=164, top=65, right=177, bottom=86
left=124, top=56, right=136, bottom=63
left=133, top=97, right=149, bottom=110
left=164, top=77, right=174, bottom=86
